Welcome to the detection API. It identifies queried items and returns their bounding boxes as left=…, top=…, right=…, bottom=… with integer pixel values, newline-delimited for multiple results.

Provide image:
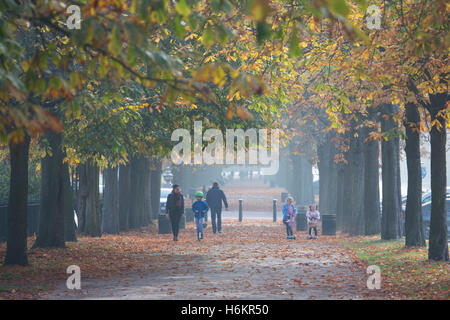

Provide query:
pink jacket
left=306, top=210, right=320, bottom=224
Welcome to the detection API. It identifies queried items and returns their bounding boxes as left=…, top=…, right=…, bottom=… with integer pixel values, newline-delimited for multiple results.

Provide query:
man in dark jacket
left=205, top=182, right=228, bottom=234
left=165, top=184, right=184, bottom=241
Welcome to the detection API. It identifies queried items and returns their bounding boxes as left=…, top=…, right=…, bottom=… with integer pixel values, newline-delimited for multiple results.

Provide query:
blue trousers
left=210, top=207, right=222, bottom=233
left=195, top=216, right=203, bottom=240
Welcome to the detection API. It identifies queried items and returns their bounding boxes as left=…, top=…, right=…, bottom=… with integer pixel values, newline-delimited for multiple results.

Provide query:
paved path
left=45, top=220, right=389, bottom=300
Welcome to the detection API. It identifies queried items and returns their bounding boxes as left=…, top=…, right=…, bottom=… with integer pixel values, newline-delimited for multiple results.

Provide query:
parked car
left=422, top=199, right=450, bottom=240
left=421, top=187, right=450, bottom=204
left=401, top=188, right=449, bottom=236
left=159, top=188, right=172, bottom=214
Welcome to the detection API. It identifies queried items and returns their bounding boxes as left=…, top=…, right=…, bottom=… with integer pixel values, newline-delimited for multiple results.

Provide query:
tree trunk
left=128, top=156, right=142, bottom=229
left=119, top=164, right=130, bottom=231
left=396, top=140, right=404, bottom=235
left=317, top=141, right=330, bottom=213
left=276, top=155, right=290, bottom=190
left=318, top=135, right=338, bottom=215
left=381, top=104, right=402, bottom=240
left=336, top=162, right=345, bottom=230
left=290, top=152, right=302, bottom=205
left=300, top=156, right=314, bottom=205
left=102, top=167, right=120, bottom=234
left=150, top=159, right=162, bottom=221
left=327, top=146, right=338, bottom=215
left=363, top=126, right=381, bottom=235
left=85, top=161, right=101, bottom=237
left=427, top=92, right=448, bottom=261
left=404, top=103, right=425, bottom=247
left=140, top=158, right=151, bottom=227
left=349, top=126, right=365, bottom=236
left=63, top=162, right=77, bottom=242
left=128, top=156, right=151, bottom=229
left=77, top=164, right=87, bottom=232
left=341, top=154, right=353, bottom=233
left=4, top=135, right=30, bottom=266
left=33, top=131, right=65, bottom=248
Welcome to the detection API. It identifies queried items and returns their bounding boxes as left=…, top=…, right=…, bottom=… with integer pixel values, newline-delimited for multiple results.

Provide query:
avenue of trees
left=0, top=0, right=448, bottom=267
left=273, top=0, right=448, bottom=261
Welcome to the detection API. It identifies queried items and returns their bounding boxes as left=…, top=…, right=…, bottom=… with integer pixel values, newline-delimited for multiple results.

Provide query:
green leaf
left=108, top=26, right=122, bottom=56
left=39, top=53, right=48, bottom=70
left=288, top=29, right=302, bottom=58
left=174, top=16, right=186, bottom=38
left=249, top=0, right=271, bottom=22
left=202, top=24, right=215, bottom=48
left=329, top=0, right=350, bottom=17
left=176, top=0, right=191, bottom=17
left=256, top=21, right=271, bottom=44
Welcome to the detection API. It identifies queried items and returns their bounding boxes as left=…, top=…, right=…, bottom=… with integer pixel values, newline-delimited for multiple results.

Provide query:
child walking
left=306, top=204, right=320, bottom=239
left=282, top=197, right=297, bottom=240
left=192, top=191, right=209, bottom=241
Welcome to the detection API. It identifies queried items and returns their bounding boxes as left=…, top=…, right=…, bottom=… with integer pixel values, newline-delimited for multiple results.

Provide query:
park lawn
left=341, top=236, right=449, bottom=300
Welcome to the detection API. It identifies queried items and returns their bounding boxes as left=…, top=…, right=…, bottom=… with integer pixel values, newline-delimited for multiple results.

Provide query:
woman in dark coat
left=165, top=184, right=184, bottom=241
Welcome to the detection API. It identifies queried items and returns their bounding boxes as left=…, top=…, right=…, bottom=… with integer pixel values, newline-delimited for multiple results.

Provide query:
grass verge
left=341, top=235, right=449, bottom=300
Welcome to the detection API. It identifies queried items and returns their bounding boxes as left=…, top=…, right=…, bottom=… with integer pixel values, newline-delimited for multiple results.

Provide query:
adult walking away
left=206, top=182, right=228, bottom=234
left=282, top=197, right=297, bottom=240
left=165, top=184, right=184, bottom=241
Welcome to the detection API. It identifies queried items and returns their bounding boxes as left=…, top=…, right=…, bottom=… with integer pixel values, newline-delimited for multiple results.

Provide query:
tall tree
left=317, top=140, right=331, bottom=213
left=4, top=133, right=30, bottom=266
left=33, top=130, right=65, bottom=248
left=83, top=161, right=101, bottom=237
left=336, top=161, right=346, bottom=230
left=403, top=102, right=425, bottom=247
left=380, top=104, right=403, bottom=240
left=349, top=125, right=365, bottom=236
left=118, top=164, right=131, bottom=231
left=362, top=126, right=381, bottom=235
left=150, top=159, right=162, bottom=221
left=102, top=167, right=119, bottom=234
left=426, top=91, right=448, bottom=261
left=63, top=162, right=77, bottom=242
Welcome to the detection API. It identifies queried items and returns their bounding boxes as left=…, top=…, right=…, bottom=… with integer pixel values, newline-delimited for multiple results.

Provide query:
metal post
left=238, top=199, right=243, bottom=222
left=273, top=199, right=277, bottom=222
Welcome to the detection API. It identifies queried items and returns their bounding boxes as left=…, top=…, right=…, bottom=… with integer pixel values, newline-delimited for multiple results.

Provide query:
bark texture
left=4, top=134, right=30, bottom=266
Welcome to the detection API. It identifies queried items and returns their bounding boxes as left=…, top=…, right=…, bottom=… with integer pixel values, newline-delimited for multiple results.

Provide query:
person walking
left=282, top=197, right=297, bottom=240
left=205, top=182, right=228, bottom=234
left=165, top=184, right=184, bottom=241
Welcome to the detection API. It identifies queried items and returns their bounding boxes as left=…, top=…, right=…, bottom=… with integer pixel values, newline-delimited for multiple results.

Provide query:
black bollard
left=296, top=206, right=307, bottom=231
left=239, top=199, right=243, bottom=222
left=184, top=207, right=194, bottom=222
left=273, top=199, right=277, bottom=222
left=322, top=214, right=337, bottom=235
left=158, top=214, right=172, bottom=234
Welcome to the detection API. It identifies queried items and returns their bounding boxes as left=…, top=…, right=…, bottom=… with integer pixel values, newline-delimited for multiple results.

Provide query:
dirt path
left=45, top=220, right=390, bottom=300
